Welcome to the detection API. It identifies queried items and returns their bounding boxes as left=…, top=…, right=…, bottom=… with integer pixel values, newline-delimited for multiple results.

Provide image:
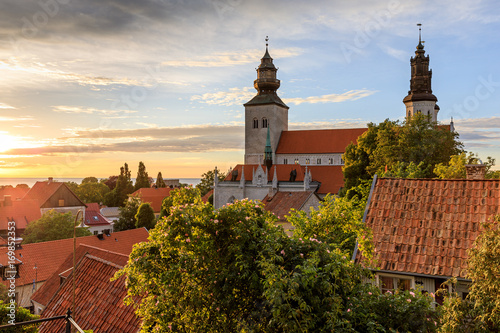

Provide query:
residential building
left=129, top=187, right=174, bottom=217
left=83, top=203, right=113, bottom=235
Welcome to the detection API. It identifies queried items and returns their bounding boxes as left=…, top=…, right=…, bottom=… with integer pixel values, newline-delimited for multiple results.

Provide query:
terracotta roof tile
left=356, top=178, right=500, bottom=279
left=84, top=203, right=112, bottom=226
left=23, top=181, right=84, bottom=207
left=0, top=198, right=41, bottom=231
left=0, top=187, right=29, bottom=200
left=38, top=249, right=141, bottom=333
left=0, top=228, right=148, bottom=290
left=130, top=187, right=174, bottom=213
left=275, top=128, right=366, bottom=154
left=262, top=191, right=316, bottom=220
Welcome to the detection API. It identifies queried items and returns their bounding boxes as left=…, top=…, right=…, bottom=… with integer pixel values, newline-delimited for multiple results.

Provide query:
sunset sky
left=0, top=0, right=499, bottom=179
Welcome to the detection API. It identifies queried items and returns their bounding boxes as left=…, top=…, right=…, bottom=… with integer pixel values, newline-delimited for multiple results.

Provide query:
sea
left=0, top=177, right=202, bottom=188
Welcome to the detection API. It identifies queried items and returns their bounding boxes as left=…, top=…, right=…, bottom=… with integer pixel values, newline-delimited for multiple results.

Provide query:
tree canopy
left=155, top=172, right=166, bottom=188
left=196, top=168, right=227, bottom=196
left=23, top=210, right=92, bottom=244
left=74, top=181, right=110, bottom=204
left=342, top=114, right=463, bottom=194
left=135, top=203, right=156, bottom=229
left=434, top=152, right=498, bottom=179
left=0, top=301, right=39, bottom=332
left=114, top=197, right=141, bottom=232
left=103, top=163, right=134, bottom=207
left=135, top=161, right=150, bottom=190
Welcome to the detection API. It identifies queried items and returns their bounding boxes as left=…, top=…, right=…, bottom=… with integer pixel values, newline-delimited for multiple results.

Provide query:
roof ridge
left=84, top=253, right=125, bottom=269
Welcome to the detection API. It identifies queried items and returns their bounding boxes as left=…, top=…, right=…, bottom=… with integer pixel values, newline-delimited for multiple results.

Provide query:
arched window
left=262, top=118, right=268, bottom=128
left=253, top=118, right=258, bottom=128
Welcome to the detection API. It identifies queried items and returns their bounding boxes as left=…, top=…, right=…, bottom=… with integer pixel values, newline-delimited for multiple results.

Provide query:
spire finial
left=265, top=36, right=269, bottom=47
left=417, top=23, right=422, bottom=44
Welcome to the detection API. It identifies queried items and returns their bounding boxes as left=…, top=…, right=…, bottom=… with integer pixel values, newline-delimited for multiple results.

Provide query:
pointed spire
left=304, top=166, right=310, bottom=190
left=214, top=166, right=219, bottom=187
left=272, top=166, right=278, bottom=189
left=264, top=126, right=273, bottom=170
left=239, top=166, right=245, bottom=189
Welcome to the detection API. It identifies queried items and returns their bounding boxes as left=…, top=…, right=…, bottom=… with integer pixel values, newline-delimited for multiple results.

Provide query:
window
left=317, top=158, right=321, bottom=165
left=294, top=158, right=299, bottom=164
left=58, top=199, right=65, bottom=207
left=305, top=158, right=310, bottom=164
left=253, top=118, right=258, bottom=128
left=283, top=158, right=288, bottom=164
left=328, top=158, right=333, bottom=165
left=340, top=157, right=344, bottom=165
left=262, top=117, right=268, bottom=128
left=379, top=274, right=412, bottom=294
left=93, top=216, right=99, bottom=221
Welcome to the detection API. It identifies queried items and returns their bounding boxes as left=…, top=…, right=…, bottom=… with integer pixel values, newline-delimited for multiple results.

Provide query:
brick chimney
left=48, top=177, right=53, bottom=183
left=465, top=164, right=487, bottom=180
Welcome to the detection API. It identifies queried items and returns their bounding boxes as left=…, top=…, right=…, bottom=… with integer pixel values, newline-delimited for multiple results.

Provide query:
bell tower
left=403, top=24, right=439, bottom=122
left=244, top=37, right=288, bottom=164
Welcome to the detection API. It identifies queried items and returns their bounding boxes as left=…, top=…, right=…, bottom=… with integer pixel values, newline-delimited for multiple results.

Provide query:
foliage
left=196, top=168, right=227, bottom=196
left=101, top=175, right=118, bottom=190
left=0, top=301, right=39, bottom=332
left=135, top=203, right=156, bottom=229
left=74, top=181, right=110, bottom=204
left=64, top=181, right=79, bottom=193
left=342, top=114, right=462, bottom=192
left=287, top=181, right=373, bottom=260
left=155, top=172, right=166, bottom=188
left=159, top=187, right=201, bottom=219
left=382, top=161, right=427, bottom=179
left=434, top=152, right=496, bottom=179
left=114, top=197, right=141, bottom=231
left=23, top=210, right=91, bottom=244
left=439, top=217, right=500, bottom=332
left=135, top=161, right=150, bottom=190
left=81, top=176, right=98, bottom=184
left=342, top=286, right=439, bottom=332
left=116, top=188, right=379, bottom=332
left=104, top=163, right=134, bottom=207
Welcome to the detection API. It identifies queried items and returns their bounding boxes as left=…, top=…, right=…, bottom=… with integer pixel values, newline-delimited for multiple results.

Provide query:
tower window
left=317, top=158, right=321, bottom=165
left=328, top=158, right=333, bottom=165
left=283, top=158, right=288, bottom=165
left=305, top=158, right=310, bottom=165
left=262, top=118, right=268, bottom=128
left=294, top=159, right=299, bottom=164
left=253, top=118, right=258, bottom=128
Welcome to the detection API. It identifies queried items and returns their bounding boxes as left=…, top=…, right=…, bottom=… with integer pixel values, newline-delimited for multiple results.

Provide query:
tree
left=440, top=216, right=500, bottom=332
left=155, top=172, right=166, bottom=188
left=104, top=163, right=134, bottom=207
left=159, top=187, right=200, bottom=219
left=134, top=161, right=150, bottom=190
left=74, top=181, right=110, bottom=204
left=196, top=168, right=227, bottom=196
left=23, top=210, right=92, bottom=244
left=114, top=197, right=141, bottom=231
left=81, top=176, right=98, bottom=184
left=135, top=203, right=156, bottom=229
left=434, top=152, right=497, bottom=179
left=64, top=181, right=79, bottom=193
left=101, top=175, right=118, bottom=190
left=342, top=114, right=463, bottom=193
left=0, top=301, right=39, bottom=332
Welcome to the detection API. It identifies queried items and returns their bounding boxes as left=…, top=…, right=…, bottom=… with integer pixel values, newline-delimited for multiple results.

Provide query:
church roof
left=224, top=164, right=346, bottom=195
left=244, top=93, right=288, bottom=108
left=275, top=128, right=366, bottom=154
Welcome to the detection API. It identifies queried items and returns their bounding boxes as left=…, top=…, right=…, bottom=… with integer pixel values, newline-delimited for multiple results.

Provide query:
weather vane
left=266, top=36, right=269, bottom=48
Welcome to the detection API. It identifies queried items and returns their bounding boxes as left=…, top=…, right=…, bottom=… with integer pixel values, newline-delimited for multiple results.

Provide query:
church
left=213, top=30, right=445, bottom=210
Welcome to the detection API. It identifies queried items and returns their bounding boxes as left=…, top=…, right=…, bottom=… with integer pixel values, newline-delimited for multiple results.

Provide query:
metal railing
left=0, top=309, right=85, bottom=333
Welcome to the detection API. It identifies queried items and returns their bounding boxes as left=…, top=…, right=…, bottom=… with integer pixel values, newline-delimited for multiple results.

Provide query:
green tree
left=134, top=161, right=150, bottom=190
left=104, top=163, right=134, bottom=207
left=114, top=197, right=141, bottom=231
left=434, top=152, right=496, bottom=179
left=101, top=175, right=118, bottom=191
left=81, top=176, right=98, bottom=184
left=342, top=114, right=462, bottom=193
left=74, top=181, right=110, bottom=204
left=196, top=168, right=227, bottom=196
left=155, top=172, right=166, bottom=188
left=23, top=210, right=92, bottom=244
left=159, top=187, right=200, bottom=219
left=440, top=217, right=500, bottom=332
left=64, top=181, right=79, bottom=193
left=0, top=301, right=39, bottom=332
left=135, top=203, right=156, bottom=229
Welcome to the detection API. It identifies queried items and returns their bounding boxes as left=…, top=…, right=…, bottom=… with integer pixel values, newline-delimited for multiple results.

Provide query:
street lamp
left=72, top=210, right=83, bottom=333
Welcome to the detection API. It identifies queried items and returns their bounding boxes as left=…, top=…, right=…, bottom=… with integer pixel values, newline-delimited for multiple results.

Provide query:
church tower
left=403, top=24, right=439, bottom=122
left=244, top=37, right=289, bottom=164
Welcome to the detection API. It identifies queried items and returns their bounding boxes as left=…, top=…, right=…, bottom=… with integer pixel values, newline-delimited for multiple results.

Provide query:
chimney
left=48, top=177, right=53, bottom=183
left=465, top=164, right=487, bottom=180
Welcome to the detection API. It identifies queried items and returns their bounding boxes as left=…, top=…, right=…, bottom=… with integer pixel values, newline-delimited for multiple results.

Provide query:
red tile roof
left=0, top=186, right=29, bottom=201
left=355, top=177, right=500, bottom=279
left=84, top=203, right=112, bottom=226
left=38, top=249, right=141, bottom=333
left=224, top=164, right=345, bottom=194
left=32, top=244, right=139, bottom=308
left=263, top=191, right=316, bottom=220
left=0, top=198, right=41, bottom=231
left=202, top=189, right=214, bottom=203
left=0, top=228, right=148, bottom=289
left=275, top=128, right=366, bottom=154
left=130, top=187, right=174, bottom=213
left=23, top=181, right=85, bottom=208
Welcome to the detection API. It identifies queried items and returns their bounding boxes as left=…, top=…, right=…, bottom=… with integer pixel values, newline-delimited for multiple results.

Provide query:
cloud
left=52, top=105, right=137, bottom=115
left=162, top=48, right=302, bottom=67
left=289, top=119, right=368, bottom=130
left=0, top=115, right=34, bottom=122
left=283, top=89, right=376, bottom=105
left=0, top=103, right=15, bottom=109
left=455, top=117, right=500, bottom=129
left=191, top=87, right=256, bottom=106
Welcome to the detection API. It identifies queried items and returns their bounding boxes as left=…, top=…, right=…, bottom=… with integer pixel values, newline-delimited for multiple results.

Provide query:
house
left=0, top=186, right=40, bottom=237
left=100, top=206, right=120, bottom=223
left=129, top=187, right=174, bottom=217
left=37, top=245, right=142, bottom=332
left=353, top=166, right=500, bottom=301
left=214, top=33, right=451, bottom=209
left=22, top=178, right=86, bottom=216
left=84, top=203, right=114, bottom=235
left=0, top=228, right=148, bottom=308
left=262, top=191, right=321, bottom=235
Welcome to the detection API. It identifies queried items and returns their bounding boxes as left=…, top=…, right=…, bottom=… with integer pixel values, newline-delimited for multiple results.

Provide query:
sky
left=0, top=0, right=499, bottom=179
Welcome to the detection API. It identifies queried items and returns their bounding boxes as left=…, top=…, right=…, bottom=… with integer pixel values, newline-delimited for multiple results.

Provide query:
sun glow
left=0, top=133, right=24, bottom=153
